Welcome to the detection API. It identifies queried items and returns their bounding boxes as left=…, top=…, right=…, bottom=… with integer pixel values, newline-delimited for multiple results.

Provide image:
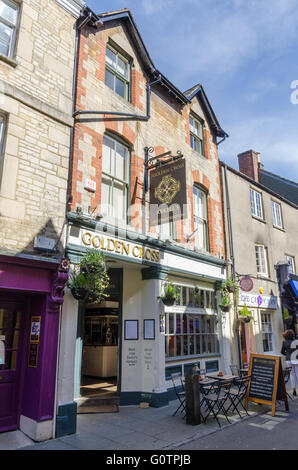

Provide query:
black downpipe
left=73, top=74, right=162, bottom=121
left=223, top=163, right=242, bottom=369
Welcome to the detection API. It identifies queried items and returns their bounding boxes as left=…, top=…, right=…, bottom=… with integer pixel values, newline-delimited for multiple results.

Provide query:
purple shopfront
left=0, top=255, right=68, bottom=439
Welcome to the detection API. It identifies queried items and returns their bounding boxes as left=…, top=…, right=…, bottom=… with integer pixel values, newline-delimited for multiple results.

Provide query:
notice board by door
left=245, top=353, right=289, bottom=416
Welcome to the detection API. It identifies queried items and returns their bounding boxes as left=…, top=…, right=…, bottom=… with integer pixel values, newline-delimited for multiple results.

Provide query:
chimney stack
left=237, top=150, right=262, bottom=182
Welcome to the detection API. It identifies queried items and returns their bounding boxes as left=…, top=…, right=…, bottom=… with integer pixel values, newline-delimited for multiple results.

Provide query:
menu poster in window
left=144, top=320, right=155, bottom=340
left=245, top=354, right=288, bottom=416
left=28, top=343, right=39, bottom=368
left=124, top=320, right=139, bottom=340
left=30, top=316, right=41, bottom=344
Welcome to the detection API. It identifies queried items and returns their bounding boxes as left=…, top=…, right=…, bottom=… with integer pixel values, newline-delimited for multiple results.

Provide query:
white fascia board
left=53, top=0, right=86, bottom=18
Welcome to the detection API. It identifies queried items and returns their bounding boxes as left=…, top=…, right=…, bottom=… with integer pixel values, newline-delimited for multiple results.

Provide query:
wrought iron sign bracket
left=144, top=147, right=183, bottom=193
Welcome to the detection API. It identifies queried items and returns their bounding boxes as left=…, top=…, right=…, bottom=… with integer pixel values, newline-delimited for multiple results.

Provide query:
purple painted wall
left=0, top=256, right=64, bottom=429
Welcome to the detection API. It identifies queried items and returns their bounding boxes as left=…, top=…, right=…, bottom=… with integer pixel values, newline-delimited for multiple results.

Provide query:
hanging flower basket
left=67, top=250, right=110, bottom=304
left=220, top=303, right=232, bottom=312
left=70, top=287, right=89, bottom=301
left=239, top=315, right=252, bottom=323
left=160, top=297, right=176, bottom=306
left=238, top=304, right=252, bottom=323
left=158, top=279, right=180, bottom=306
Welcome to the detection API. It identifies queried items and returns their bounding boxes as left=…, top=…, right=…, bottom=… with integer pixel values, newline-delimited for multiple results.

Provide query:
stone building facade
left=220, top=152, right=298, bottom=371
left=0, top=0, right=84, bottom=441
left=58, top=7, right=230, bottom=437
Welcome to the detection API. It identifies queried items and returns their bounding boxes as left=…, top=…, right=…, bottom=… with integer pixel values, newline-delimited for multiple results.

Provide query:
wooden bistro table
left=205, top=372, right=238, bottom=382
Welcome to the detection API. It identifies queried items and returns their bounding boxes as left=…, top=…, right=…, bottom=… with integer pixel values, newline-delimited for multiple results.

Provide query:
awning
left=290, top=280, right=298, bottom=298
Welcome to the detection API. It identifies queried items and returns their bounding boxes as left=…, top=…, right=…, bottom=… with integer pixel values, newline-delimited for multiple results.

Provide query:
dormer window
left=105, top=44, right=130, bottom=100
left=189, top=115, right=204, bottom=155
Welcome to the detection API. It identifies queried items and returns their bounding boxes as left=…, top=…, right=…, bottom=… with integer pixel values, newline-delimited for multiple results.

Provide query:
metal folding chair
left=171, top=372, right=186, bottom=417
left=202, top=379, right=233, bottom=427
left=225, top=375, right=251, bottom=418
left=230, top=364, right=240, bottom=377
left=200, top=378, right=218, bottom=408
left=283, top=367, right=293, bottom=401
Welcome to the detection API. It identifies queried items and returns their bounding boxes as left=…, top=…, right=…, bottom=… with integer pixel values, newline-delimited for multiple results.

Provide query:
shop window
left=105, top=44, right=130, bottom=101
left=165, top=364, right=182, bottom=381
left=261, top=312, right=274, bottom=353
left=250, top=188, right=263, bottom=219
left=165, top=312, right=218, bottom=358
left=271, top=200, right=283, bottom=229
left=206, top=360, right=219, bottom=373
left=183, top=362, right=200, bottom=376
left=193, top=185, right=208, bottom=251
left=101, top=134, right=129, bottom=225
left=286, top=255, right=295, bottom=274
left=189, top=115, right=204, bottom=155
left=0, top=0, right=19, bottom=58
left=255, top=244, right=269, bottom=277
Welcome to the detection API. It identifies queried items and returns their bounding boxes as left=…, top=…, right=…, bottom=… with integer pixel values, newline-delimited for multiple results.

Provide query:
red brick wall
left=70, top=22, right=225, bottom=259
left=238, top=150, right=259, bottom=182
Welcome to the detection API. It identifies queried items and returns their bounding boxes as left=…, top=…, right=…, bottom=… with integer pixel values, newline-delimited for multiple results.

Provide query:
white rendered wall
left=56, top=288, right=78, bottom=406
left=121, top=267, right=167, bottom=395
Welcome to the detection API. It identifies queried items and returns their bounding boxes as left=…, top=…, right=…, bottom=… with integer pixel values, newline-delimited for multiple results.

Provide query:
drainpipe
left=73, top=74, right=162, bottom=121
left=222, top=163, right=242, bottom=369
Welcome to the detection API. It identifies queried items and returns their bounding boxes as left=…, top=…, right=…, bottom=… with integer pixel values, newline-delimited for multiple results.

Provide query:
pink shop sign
left=239, top=292, right=278, bottom=309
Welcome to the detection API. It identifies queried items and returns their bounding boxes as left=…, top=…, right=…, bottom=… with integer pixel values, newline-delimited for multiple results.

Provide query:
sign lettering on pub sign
left=149, top=159, right=187, bottom=226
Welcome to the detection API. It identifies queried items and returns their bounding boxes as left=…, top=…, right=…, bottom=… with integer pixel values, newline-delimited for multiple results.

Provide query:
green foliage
left=283, top=308, right=290, bottom=320
left=220, top=294, right=231, bottom=307
left=67, top=249, right=110, bottom=303
left=239, top=304, right=251, bottom=317
left=221, top=278, right=239, bottom=294
left=160, top=279, right=180, bottom=301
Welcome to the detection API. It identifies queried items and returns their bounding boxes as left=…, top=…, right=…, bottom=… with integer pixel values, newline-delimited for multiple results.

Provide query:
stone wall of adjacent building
left=69, top=20, right=225, bottom=259
left=0, top=0, right=77, bottom=254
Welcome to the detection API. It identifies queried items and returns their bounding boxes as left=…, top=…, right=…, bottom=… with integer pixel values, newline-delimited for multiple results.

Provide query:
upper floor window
left=189, top=115, right=204, bottom=155
left=286, top=255, right=295, bottom=274
left=255, top=244, right=268, bottom=277
left=271, top=200, right=283, bottom=229
left=193, top=185, right=208, bottom=251
left=0, top=0, right=19, bottom=58
left=101, top=134, right=129, bottom=224
left=261, top=312, right=274, bottom=353
left=156, top=212, right=176, bottom=241
left=0, top=114, right=5, bottom=154
left=105, top=44, right=130, bottom=101
left=250, top=188, right=263, bottom=219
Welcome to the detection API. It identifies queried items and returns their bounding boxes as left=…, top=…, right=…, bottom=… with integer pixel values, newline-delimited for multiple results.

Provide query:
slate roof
left=258, top=169, right=298, bottom=205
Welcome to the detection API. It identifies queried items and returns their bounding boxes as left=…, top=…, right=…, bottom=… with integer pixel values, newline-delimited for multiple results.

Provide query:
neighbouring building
left=220, top=150, right=298, bottom=370
left=58, top=7, right=230, bottom=436
left=0, top=0, right=85, bottom=441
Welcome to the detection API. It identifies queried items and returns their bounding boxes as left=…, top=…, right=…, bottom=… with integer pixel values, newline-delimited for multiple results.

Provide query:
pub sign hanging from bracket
left=148, top=150, right=187, bottom=226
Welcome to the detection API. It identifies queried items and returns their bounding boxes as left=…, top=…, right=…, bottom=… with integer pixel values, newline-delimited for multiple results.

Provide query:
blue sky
left=86, top=0, right=298, bottom=181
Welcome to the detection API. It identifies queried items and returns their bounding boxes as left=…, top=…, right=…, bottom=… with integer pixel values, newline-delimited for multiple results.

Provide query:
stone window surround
left=105, top=42, right=131, bottom=102
left=250, top=187, right=264, bottom=220
left=255, top=243, right=269, bottom=277
left=0, top=0, right=21, bottom=63
left=189, top=112, right=204, bottom=156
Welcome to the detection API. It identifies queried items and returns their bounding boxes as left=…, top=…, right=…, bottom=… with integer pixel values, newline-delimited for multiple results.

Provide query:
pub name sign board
left=149, top=159, right=187, bottom=226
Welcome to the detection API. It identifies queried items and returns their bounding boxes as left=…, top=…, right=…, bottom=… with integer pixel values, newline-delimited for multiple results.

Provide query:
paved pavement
left=178, top=397, right=298, bottom=450
left=1, top=395, right=291, bottom=451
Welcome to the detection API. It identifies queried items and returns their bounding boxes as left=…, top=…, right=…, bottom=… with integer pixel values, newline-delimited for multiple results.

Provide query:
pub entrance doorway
left=79, top=269, right=122, bottom=401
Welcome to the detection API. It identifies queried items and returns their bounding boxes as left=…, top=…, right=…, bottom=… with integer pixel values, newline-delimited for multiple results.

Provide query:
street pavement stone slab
left=0, top=397, right=287, bottom=451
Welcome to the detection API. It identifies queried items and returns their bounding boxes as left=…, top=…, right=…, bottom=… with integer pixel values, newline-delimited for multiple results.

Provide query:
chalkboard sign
left=245, top=354, right=288, bottom=416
